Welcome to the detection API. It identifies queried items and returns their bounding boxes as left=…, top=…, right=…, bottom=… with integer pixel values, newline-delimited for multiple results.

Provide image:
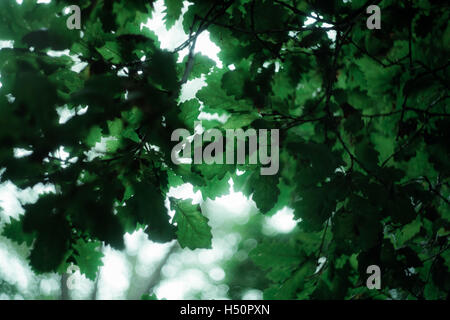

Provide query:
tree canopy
left=0, top=0, right=449, bottom=299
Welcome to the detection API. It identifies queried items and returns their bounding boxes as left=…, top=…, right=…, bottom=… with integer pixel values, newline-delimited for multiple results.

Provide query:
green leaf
left=72, top=239, right=104, bottom=281
left=86, top=126, right=103, bottom=147
left=251, top=241, right=303, bottom=272
left=163, top=0, right=183, bottom=29
left=221, top=69, right=247, bottom=99
left=141, top=293, right=158, bottom=300
left=197, top=172, right=231, bottom=201
left=394, top=217, right=421, bottom=248
left=249, top=174, right=280, bottom=214
left=181, top=54, right=216, bottom=80
left=119, top=181, right=176, bottom=242
left=355, top=140, right=379, bottom=171
left=179, top=99, right=200, bottom=129
left=108, top=118, right=124, bottom=137
left=146, top=49, right=179, bottom=92
left=223, top=112, right=259, bottom=129
left=294, top=186, right=335, bottom=231
left=332, top=196, right=382, bottom=251
left=264, top=260, right=315, bottom=299
left=2, top=216, right=35, bottom=246
left=170, top=198, right=212, bottom=249
left=196, top=71, right=253, bottom=113
left=234, top=171, right=280, bottom=213
left=22, top=195, right=72, bottom=273
left=96, top=41, right=122, bottom=64
left=386, top=192, right=417, bottom=225
left=122, top=127, right=140, bottom=143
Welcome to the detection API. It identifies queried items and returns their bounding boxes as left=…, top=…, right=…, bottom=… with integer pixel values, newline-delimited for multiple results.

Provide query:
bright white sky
left=0, top=0, right=299, bottom=300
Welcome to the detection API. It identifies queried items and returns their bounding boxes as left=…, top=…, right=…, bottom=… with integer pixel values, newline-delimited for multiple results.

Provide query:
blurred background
left=0, top=168, right=297, bottom=300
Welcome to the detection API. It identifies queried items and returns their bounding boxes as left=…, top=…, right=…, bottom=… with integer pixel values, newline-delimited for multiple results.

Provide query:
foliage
left=0, top=0, right=449, bottom=299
